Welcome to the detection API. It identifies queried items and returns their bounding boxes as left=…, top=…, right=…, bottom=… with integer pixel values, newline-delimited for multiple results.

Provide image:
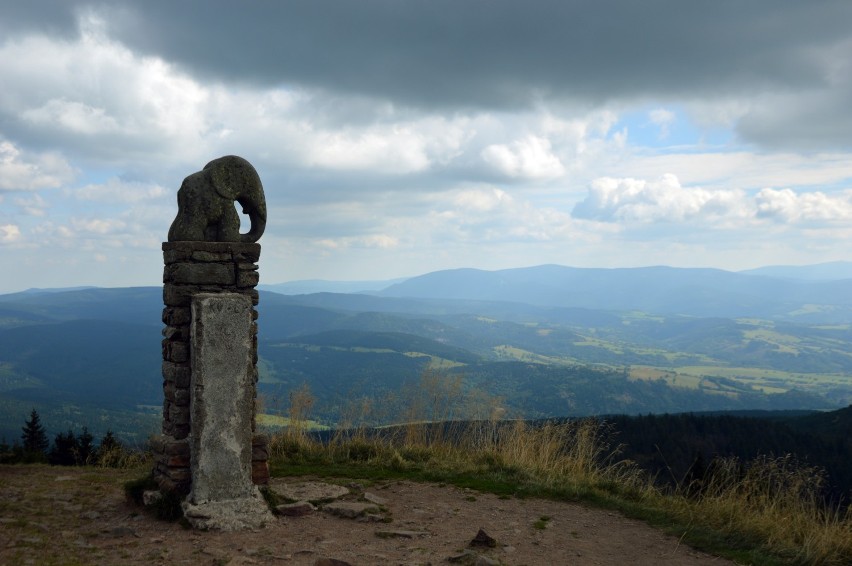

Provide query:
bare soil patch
left=0, top=465, right=734, bottom=565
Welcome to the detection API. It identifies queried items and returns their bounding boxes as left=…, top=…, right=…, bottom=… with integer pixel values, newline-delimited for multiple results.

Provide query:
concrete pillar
left=180, top=293, right=273, bottom=530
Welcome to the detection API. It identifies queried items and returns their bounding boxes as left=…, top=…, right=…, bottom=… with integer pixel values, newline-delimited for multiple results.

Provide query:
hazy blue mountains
left=379, top=264, right=852, bottom=323
left=2, top=263, right=852, bottom=441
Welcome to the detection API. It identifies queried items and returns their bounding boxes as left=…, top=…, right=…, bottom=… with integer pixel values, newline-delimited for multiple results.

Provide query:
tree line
left=1, top=408, right=128, bottom=466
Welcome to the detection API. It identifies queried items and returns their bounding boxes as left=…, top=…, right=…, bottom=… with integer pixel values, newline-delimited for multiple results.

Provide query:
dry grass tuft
left=267, top=370, right=852, bottom=564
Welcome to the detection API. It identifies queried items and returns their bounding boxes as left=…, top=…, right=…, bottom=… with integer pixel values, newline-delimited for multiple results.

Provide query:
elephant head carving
left=167, top=155, right=267, bottom=243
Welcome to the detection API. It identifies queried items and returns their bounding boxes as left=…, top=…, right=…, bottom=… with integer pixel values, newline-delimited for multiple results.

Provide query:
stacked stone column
left=153, top=241, right=269, bottom=494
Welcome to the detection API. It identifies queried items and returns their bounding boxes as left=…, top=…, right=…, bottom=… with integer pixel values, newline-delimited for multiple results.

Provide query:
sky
left=2, top=0, right=852, bottom=293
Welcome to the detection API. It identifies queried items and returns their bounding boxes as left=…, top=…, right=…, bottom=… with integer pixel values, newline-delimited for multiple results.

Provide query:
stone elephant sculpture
left=167, top=155, right=267, bottom=243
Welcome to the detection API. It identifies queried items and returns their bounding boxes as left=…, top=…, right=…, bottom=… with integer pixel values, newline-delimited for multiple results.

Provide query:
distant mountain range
left=1, top=262, right=851, bottom=442
left=256, top=262, right=852, bottom=297
left=738, top=261, right=852, bottom=281
left=259, top=278, right=406, bottom=295
left=377, top=264, right=852, bottom=322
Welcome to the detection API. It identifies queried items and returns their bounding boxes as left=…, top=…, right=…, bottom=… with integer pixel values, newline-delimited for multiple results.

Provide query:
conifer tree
left=21, top=409, right=49, bottom=460
left=76, top=427, right=94, bottom=465
left=95, top=430, right=123, bottom=467
left=49, top=430, right=78, bottom=466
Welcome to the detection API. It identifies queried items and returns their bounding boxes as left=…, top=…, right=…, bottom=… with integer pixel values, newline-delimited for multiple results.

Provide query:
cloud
left=22, top=99, right=120, bottom=135
left=481, top=136, right=565, bottom=180
left=573, top=174, right=748, bottom=224
left=430, top=186, right=581, bottom=243
left=13, top=194, right=48, bottom=216
left=0, top=1, right=848, bottom=161
left=0, top=140, right=76, bottom=191
left=73, top=178, right=167, bottom=203
left=300, top=116, right=470, bottom=174
left=71, top=217, right=127, bottom=235
left=756, top=188, right=852, bottom=223
left=648, top=108, right=675, bottom=139
left=0, top=16, right=212, bottom=164
left=80, top=2, right=845, bottom=103
left=315, top=234, right=399, bottom=251
left=0, top=224, right=21, bottom=244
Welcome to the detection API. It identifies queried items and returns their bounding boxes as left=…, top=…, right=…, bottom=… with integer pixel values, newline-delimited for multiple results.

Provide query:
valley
left=1, top=264, right=850, bottom=443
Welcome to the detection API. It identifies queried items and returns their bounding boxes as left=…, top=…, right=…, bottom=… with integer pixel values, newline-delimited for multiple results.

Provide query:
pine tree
left=49, top=430, right=78, bottom=466
left=21, top=409, right=49, bottom=461
left=95, top=430, right=123, bottom=467
left=98, top=430, right=120, bottom=453
left=76, top=427, right=94, bottom=465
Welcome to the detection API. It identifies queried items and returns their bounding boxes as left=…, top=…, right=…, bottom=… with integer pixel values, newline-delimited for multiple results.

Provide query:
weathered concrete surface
left=183, top=293, right=272, bottom=530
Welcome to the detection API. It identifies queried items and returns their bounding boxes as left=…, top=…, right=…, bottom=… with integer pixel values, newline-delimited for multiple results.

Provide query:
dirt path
left=0, top=465, right=734, bottom=565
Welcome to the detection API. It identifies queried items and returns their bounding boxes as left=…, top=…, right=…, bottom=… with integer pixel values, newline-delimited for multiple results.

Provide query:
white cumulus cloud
left=756, top=188, right=852, bottom=223
left=0, top=141, right=76, bottom=191
left=481, top=135, right=565, bottom=180
left=573, top=174, right=748, bottom=223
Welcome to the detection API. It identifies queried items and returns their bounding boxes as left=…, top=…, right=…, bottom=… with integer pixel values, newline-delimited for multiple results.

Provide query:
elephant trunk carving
left=167, top=155, right=267, bottom=243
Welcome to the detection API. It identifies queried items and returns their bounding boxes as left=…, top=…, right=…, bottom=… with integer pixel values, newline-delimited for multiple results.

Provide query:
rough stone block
left=173, top=424, right=190, bottom=440
left=162, top=361, right=191, bottom=385
left=163, top=247, right=193, bottom=264
left=163, top=307, right=191, bottom=326
left=163, top=284, right=199, bottom=307
left=149, top=435, right=165, bottom=455
left=170, top=405, right=190, bottom=426
left=234, top=248, right=260, bottom=263
left=168, top=468, right=191, bottom=482
left=192, top=250, right=233, bottom=262
left=162, top=325, right=188, bottom=341
left=168, top=263, right=236, bottom=286
left=252, top=461, right=270, bottom=485
left=252, top=443, right=269, bottom=462
left=174, top=369, right=191, bottom=388
left=164, top=341, right=189, bottom=363
left=175, top=388, right=190, bottom=406
left=237, top=269, right=260, bottom=288
left=165, top=439, right=189, bottom=456
left=163, top=381, right=176, bottom=402
left=167, top=453, right=190, bottom=467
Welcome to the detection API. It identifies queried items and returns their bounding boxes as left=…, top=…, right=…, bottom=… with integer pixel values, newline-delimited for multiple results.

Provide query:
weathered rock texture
left=168, top=155, right=267, bottom=243
left=180, top=293, right=273, bottom=530
left=153, top=241, right=269, bottom=496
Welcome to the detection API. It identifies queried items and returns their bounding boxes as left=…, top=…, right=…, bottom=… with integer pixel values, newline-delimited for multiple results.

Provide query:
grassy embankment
left=265, top=372, right=852, bottom=566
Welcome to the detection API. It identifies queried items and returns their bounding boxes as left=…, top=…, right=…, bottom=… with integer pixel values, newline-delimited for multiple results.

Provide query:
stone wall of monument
left=153, top=241, right=269, bottom=494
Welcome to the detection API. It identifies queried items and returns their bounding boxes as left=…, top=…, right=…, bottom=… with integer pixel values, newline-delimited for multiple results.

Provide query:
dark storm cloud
left=0, top=1, right=80, bottom=37
left=9, top=0, right=849, bottom=110
left=5, top=0, right=852, bottom=150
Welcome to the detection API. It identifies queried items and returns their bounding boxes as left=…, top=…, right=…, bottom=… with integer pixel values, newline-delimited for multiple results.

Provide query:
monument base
left=182, top=490, right=273, bottom=530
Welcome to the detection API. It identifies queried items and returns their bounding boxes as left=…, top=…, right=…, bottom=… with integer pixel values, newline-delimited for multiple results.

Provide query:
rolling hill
left=1, top=263, right=851, bottom=441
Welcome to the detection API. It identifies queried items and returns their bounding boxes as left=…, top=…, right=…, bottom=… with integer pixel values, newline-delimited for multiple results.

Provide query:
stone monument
left=153, top=155, right=273, bottom=530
